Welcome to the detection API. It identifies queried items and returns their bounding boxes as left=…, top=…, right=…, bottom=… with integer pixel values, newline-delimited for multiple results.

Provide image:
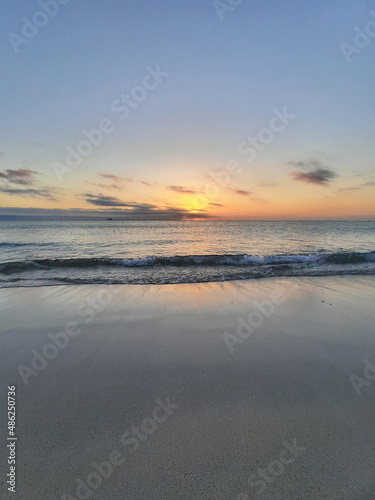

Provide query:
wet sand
left=0, top=276, right=374, bottom=499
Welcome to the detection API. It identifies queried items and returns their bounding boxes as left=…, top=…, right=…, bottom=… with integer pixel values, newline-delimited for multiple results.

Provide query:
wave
left=0, top=242, right=55, bottom=248
left=1, top=251, right=375, bottom=274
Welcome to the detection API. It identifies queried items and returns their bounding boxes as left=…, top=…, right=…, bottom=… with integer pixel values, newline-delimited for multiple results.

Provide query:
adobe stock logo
left=223, top=289, right=286, bottom=354
left=61, top=397, right=179, bottom=500
left=17, top=288, right=114, bottom=386
left=193, top=106, right=296, bottom=210
left=7, top=0, right=72, bottom=55
left=340, top=11, right=375, bottom=63
left=349, top=359, right=375, bottom=396
left=213, top=0, right=244, bottom=21
left=237, top=439, right=307, bottom=498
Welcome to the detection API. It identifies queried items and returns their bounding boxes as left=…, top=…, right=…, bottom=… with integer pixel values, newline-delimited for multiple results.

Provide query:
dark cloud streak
left=0, top=168, right=39, bottom=185
left=82, top=192, right=212, bottom=219
left=83, top=193, right=133, bottom=207
left=227, top=187, right=252, bottom=196
left=0, top=186, right=59, bottom=201
left=289, top=160, right=337, bottom=185
left=167, top=185, right=197, bottom=194
left=0, top=206, right=213, bottom=220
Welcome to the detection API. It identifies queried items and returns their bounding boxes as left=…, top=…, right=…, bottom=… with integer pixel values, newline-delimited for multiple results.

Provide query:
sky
left=0, top=0, right=374, bottom=220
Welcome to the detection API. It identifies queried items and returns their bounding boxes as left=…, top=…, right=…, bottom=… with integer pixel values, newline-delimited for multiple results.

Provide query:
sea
left=0, top=220, right=374, bottom=288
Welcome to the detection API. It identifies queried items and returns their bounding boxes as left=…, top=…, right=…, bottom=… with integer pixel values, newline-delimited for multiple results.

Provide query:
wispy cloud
left=83, top=193, right=133, bottom=207
left=87, top=182, right=122, bottom=191
left=86, top=173, right=134, bottom=190
left=227, top=187, right=252, bottom=196
left=0, top=205, right=214, bottom=221
left=337, top=187, right=359, bottom=193
left=0, top=168, right=39, bottom=186
left=72, top=190, right=218, bottom=220
left=352, top=170, right=364, bottom=178
left=82, top=191, right=213, bottom=219
left=99, top=173, right=133, bottom=183
left=141, top=180, right=157, bottom=187
left=167, top=185, right=197, bottom=194
left=289, top=160, right=337, bottom=185
left=258, top=180, right=280, bottom=188
left=337, top=181, right=375, bottom=193
left=0, top=186, right=59, bottom=201
left=0, top=168, right=62, bottom=201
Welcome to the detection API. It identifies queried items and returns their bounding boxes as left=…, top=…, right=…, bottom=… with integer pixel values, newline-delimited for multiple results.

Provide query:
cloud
left=353, top=170, right=364, bottom=178
left=337, top=181, right=375, bottom=193
left=86, top=173, right=134, bottom=190
left=167, top=185, right=197, bottom=194
left=0, top=152, right=6, bottom=160
left=124, top=206, right=212, bottom=220
left=289, top=161, right=307, bottom=169
left=99, top=173, right=133, bottom=183
left=87, top=182, right=123, bottom=191
left=209, top=202, right=224, bottom=206
left=0, top=168, right=62, bottom=201
left=0, top=204, right=214, bottom=220
left=258, top=180, right=280, bottom=187
left=227, top=187, right=252, bottom=196
left=89, top=176, right=158, bottom=190
left=0, top=168, right=39, bottom=185
left=99, top=174, right=122, bottom=182
left=289, top=160, right=337, bottom=185
left=80, top=191, right=213, bottom=219
left=338, top=187, right=359, bottom=192
left=0, top=186, right=59, bottom=201
left=290, top=168, right=336, bottom=184
left=83, top=193, right=133, bottom=207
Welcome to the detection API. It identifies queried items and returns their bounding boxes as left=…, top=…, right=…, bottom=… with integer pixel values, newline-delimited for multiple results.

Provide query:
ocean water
left=0, top=220, right=374, bottom=287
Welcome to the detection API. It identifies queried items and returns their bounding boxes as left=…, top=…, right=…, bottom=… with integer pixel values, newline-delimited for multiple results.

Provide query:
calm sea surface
left=0, top=220, right=374, bottom=287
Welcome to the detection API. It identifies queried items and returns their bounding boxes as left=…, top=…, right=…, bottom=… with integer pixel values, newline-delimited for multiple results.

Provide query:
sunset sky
left=1, top=0, right=374, bottom=220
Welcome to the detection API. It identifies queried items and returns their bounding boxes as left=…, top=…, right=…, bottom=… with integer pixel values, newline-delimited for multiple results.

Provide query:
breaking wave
left=0, top=252, right=375, bottom=275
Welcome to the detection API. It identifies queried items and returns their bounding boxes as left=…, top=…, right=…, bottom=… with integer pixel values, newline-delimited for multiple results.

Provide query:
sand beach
left=1, top=276, right=374, bottom=499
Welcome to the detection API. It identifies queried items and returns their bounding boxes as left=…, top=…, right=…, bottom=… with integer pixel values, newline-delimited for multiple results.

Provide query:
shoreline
left=1, top=275, right=374, bottom=499
left=1, top=267, right=375, bottom=289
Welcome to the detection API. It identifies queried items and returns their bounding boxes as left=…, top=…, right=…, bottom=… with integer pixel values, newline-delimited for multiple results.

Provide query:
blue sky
left=0, top=0, right=374, bottom=219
